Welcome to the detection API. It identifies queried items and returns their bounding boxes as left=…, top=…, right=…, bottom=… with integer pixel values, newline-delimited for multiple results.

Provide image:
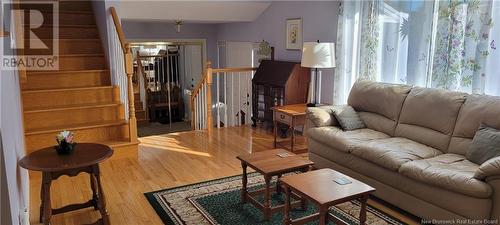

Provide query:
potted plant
left=55, top=131, right=76, bottom=155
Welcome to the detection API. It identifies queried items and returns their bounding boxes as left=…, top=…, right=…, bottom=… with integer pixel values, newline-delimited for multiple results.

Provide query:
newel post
left=206, top=61, right=213, bottom=133
left=125, top=43, right=138, bottom=141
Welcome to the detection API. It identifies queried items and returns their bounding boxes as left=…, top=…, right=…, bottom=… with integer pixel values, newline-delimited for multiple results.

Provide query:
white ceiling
left=117, top=1, right=271, bottom=23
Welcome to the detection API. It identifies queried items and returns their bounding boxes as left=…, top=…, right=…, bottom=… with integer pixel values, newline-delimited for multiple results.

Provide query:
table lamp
left=301, top=41, right=336, bottom=107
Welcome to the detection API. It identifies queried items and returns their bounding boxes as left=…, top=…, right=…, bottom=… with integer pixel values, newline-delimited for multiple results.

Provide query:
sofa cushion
left=395, top=124, right=453, bottom=151
left=332, top=105, right=366, bottom=131
left=399, top=154, right=492, bottom=198
left=358, top=111, right=397, bottom=136
left=351, top=137, right=442, bottom=171
left=450, top=94, right=500, bottom=155
left=307, top=126, right=389, bottom=153
left=395, top=87, right=467, bottom=152
left=467, top=125, right=500, bottom=165
left=306, top=106, right=338, bottom=127
left=348, top=80, right=412, bottom=121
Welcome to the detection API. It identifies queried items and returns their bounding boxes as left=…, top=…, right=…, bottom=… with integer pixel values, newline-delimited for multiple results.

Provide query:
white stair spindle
left=224, top=72, right=229, bottom=127
left=230, top=72, right=234, bottom=127
left=216, top=72, right=220, bottom=128
left=238, top=71, right=241, bottom=126
left=198, top=86, right=203, bottom=129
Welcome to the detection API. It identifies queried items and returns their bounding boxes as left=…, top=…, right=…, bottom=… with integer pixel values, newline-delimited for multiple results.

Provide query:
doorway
left=130, top=40, right=205, bottom=137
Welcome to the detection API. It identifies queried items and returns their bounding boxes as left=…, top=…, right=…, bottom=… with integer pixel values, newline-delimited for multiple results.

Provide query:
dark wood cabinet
left=252, top=60, right=310, bottom=126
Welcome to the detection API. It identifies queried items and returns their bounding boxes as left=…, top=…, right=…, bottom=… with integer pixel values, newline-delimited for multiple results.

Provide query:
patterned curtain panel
left=432, top=0, right=499, bottom=94
left=334, top=0, right=500, bottom=104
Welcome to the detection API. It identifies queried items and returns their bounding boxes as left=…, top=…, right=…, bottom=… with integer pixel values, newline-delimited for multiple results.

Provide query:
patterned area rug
left=145, top=173, right=407, bottom=225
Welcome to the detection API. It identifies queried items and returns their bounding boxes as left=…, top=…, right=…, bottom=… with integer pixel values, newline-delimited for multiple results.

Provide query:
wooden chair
left=147, top=84, right=184, bottom=123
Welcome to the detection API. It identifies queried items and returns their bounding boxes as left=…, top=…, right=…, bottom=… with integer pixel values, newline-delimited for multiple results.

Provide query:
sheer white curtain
left=334, top=0, right=500, bottom=104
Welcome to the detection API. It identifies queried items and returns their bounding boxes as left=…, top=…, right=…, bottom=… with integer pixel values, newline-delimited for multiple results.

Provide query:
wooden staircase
left=134, top=92, right=148, bottom=126
left=20, top=1, right=138, bottom=153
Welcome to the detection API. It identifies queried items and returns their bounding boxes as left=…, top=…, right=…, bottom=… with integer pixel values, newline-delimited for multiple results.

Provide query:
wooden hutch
left=251, top=60, right=310, bottom=126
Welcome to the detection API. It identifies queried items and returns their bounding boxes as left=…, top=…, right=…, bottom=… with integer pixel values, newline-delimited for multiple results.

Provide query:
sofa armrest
left=485, top=176, right=500, bottom=221
left=305, top=106, right=339, bottom=128
left=474, top=156, right=500, bottom=180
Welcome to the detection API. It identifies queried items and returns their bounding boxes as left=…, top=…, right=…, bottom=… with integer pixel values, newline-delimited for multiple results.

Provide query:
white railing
left=191, top=62, right=257, bottom=132
left=213, top=68, right=255, bottom=128
left=191, top=62, right=211, bottom=131
left=109, top=17, right=129, bottom=118
left=109, top=7, right=137, bottom=141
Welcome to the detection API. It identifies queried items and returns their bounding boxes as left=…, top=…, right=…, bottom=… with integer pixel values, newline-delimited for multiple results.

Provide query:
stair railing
left=191, top=62, right=212, bottom=131
left=191, top=62, right=257, bottom=132
left=110, top=7, right=137, bottom=142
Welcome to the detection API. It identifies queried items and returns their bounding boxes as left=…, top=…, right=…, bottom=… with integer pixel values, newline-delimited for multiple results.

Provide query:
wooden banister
left=110, top=7, right=137, bottom=142
left=110, top=7, right=126, bottom=53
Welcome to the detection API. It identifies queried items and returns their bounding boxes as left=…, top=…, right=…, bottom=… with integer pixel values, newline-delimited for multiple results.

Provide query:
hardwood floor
left=28, top=125, right=419, bottom=225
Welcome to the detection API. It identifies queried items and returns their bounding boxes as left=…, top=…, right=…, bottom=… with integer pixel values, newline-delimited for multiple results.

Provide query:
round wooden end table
left=19, top=143, right=113, bottom=225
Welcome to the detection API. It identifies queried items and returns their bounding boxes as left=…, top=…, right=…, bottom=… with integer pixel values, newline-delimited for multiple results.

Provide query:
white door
left=181, top=45, right=203, bottom=120
left=224, top=42, right=254, bottom=127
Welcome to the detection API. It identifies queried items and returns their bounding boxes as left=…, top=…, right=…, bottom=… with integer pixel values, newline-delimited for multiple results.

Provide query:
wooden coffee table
left=236, top=149, right=314, bottom=220
left=280, top=168, right=375, bottom=225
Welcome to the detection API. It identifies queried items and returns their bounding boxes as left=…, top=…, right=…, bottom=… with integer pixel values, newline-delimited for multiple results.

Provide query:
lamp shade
left=301, top=42, right=336, bottom=68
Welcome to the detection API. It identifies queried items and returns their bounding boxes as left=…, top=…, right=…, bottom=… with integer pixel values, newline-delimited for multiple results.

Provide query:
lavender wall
left=216, top=1, right=340, bottom=104
left=122, top=21, right=218, bottom=63
left=92, top=0, right=110, bottom=64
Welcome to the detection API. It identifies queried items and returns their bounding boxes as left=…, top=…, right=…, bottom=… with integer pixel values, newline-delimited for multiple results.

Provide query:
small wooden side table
left=236, top=149, right=313, bottom=220
left=272, top=104, right=307, bottom=153
left=280, top=169, right=376, bottom=225
left=19, top=143, right=113, bottom=225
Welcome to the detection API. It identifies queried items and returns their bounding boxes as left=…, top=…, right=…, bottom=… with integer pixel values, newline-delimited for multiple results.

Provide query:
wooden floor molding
left=28, top=126, right=420, bottom=225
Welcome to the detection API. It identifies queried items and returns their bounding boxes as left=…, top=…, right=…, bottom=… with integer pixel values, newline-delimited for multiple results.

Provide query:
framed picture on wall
left=286, top=18, right=302, bottom=50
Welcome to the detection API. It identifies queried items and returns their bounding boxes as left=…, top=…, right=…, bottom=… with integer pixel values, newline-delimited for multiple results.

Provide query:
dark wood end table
left=272, top=104, right=307, bottom=153
left=280, top=168, right=376, bottom=225
left=236, top=149, right=314, bottom=220
left=19, top=143, right=113, bottom=225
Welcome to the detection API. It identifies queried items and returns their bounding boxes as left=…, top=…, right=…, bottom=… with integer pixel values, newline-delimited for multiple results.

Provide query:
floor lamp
left=301, top=41, right=336, bottom=107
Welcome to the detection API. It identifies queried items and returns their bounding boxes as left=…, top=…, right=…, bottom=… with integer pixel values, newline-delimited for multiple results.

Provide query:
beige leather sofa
left=306, top=80, right=500, bottom=223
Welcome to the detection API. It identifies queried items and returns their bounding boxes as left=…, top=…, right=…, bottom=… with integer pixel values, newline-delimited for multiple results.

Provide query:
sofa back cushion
left=348, top=80, right=412, bottom=135
left=395, top=87, right=467, bottom=152
left=449, top=95, right=500, bottom=155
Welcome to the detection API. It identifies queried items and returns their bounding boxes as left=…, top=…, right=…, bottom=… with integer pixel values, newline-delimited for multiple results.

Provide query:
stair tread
left=27, top=69, right=109, bottom=75
left=22, top=85, right=114, bottom=93
left=99, top=139, right=139, bottom=147
left=25, top=102, right=121, bottom=113
left=26, top=119, right=128, bottom=135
